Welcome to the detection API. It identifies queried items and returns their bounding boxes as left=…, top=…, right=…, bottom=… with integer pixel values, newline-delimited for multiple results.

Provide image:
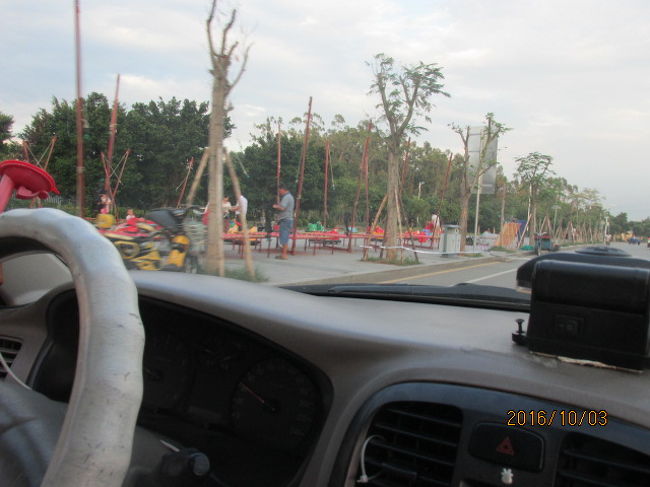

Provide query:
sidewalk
left=222, top=242, right=516, bottom=286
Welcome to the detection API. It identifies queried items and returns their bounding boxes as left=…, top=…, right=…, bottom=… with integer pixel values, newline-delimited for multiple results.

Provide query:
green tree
left=0, top=112, right=21, bottom=159
left=120, top=97, right=210, bottom=207
left=514, top=152, right=554, bottom=239
left=368, top=53, right=449, bottom=261
left=20, top=94, right=211, bottom=210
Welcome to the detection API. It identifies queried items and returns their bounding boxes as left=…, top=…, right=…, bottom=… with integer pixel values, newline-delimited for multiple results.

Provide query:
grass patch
left=489, top=246, right=516, bottom=253
left=223, top=266, right=269, bottom=282
left=462, top=253, right=484, bottom=258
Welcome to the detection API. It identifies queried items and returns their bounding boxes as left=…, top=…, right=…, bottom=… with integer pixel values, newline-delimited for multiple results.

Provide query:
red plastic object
left=0, top=160, right=60, bottom=213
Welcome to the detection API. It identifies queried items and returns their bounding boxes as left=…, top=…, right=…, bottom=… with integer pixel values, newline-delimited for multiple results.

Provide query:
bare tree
left=368, top=53, right=449, bottom=261
left=204, top=0, right=250, bottom=275
left=450, top=113, right=510, bottom=250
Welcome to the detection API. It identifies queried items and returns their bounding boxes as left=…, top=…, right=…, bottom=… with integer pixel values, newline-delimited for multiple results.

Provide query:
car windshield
left=2, top=1, right=649, bottom=295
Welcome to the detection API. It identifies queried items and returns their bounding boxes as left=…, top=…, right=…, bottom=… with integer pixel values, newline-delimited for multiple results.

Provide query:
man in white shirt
left=231, top=194, right=248, bottom=224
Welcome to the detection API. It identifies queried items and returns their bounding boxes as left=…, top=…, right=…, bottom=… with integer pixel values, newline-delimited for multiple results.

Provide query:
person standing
left=125, top=208, right=137, bottom=225
left=222, top=196, right=232, bottom=232
left=231, top=194, right=248, bottom=225
left=272, top=183, right=294, bottom=260
left=99, top=193, right=112, bottom=214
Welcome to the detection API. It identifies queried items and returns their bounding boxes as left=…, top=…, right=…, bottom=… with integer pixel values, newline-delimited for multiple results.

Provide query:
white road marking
left=379, top=262, right=498, bottom=284
left=465, top=268, right=518, bottom=283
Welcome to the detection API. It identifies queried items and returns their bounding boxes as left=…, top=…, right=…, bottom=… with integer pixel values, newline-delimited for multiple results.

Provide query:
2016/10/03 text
left=506, top=410, right=608, bottom=427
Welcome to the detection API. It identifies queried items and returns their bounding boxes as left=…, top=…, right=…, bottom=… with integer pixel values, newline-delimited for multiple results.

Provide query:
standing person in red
left=272, top=183, right=294, bottom=260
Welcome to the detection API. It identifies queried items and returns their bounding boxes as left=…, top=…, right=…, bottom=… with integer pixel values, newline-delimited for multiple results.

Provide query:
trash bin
left=442, top=225, right=461, bottom=257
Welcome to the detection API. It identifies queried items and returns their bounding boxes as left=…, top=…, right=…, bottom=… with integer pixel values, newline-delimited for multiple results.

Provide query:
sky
left=2, top=0, right=649, bottom=220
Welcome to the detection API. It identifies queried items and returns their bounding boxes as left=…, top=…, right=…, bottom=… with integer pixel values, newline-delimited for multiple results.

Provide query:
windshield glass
left=2, top=1, right=649, bottom=294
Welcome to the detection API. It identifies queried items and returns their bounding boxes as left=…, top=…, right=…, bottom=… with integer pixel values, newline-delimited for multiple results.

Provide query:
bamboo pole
left=291, top=97, right=312, bottom=255
left=362, top=194, right=387, bottom=261
left=176, top=157, right=195, bottom=207
left=323, top=140, right=330, bottom=227
left=348, top=122, right=372, bottom=252
left=42, top=136, right=57, bottom=171
left=110, top=149, right=131, bottom=213
left=363, top=130, right=371, bottom=230
left=186, top=148, right=209, bottom=205
left=225, top=151, right=254, bottom=279
left=276, top=120, right=282, bottom=205
left=105, top=74, right=120, bottom=193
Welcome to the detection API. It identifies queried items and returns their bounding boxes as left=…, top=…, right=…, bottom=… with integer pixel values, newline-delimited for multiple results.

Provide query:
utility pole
left=276, top=120, right=281, bottom=204
left=291, top=97, right=312, bottom=254
left=473, top=174, right=482, bottom=250
left=74, top=0, right=85, bottom=216
left=105, top=74, right=120, bottom=194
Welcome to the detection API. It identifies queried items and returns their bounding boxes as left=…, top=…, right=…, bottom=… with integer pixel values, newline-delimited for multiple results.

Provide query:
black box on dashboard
left=527, top=260, right=650, bottom=370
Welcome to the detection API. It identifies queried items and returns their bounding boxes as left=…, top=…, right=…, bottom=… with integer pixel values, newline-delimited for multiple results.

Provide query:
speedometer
left=230, top=357, right=318, bottom=451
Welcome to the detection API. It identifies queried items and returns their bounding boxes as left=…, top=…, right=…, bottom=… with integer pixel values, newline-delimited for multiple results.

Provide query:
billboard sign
left=468, top=126, right=498, bottom=194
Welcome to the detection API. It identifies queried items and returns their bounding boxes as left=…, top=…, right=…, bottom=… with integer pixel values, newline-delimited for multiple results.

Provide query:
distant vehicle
left=533, top=232, right=559, bottom=255
left=628, top=236, right=641, bottom=245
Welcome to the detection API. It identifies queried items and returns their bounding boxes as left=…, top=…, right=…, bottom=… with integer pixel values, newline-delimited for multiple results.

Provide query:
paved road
left=379, top=255, right=531, bottom=289
left=382, top=242, right=650, bottom=289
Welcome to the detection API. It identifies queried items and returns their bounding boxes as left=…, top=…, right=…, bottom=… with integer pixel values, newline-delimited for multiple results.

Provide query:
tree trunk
left=204, top=74, right=226, bottom=276
left=499, top=188, right=506, bottom=234
left=384, top=150, right=400, bottom=261
left=459, top=191, right=470, bottom=252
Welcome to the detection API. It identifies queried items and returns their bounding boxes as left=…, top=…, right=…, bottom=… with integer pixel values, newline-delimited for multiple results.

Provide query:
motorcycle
left=104, top=207, right=203, bottom=272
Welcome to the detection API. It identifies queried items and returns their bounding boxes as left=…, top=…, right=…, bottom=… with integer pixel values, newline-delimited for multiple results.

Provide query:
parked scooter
left=103, top=220, right=165, bottom=271
left=145, top=206, right=202, bottom=272
left=104, top=207, right=202, bottom=272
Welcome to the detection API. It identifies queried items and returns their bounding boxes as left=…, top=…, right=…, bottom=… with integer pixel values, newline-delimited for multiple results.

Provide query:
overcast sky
left=2, top=0, right=649, bottom=219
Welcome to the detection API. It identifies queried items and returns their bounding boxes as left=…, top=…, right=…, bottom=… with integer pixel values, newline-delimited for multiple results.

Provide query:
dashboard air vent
left=359, top=401, right=462, bottom=486
left=556, top=433, right=650, bottom=486
left=0, top=337, right=22, bottom=380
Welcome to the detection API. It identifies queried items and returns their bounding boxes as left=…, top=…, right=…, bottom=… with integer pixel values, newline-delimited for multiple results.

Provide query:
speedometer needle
left=241, top=383, right=277, bottom=413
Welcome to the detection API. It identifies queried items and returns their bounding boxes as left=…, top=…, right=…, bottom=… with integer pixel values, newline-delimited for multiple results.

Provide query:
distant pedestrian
left=98, top=193, right=112, bottom=214
left=231, top=194, right=248, bottom=225
left=272, top=183, right=294, bottom=260
left=126, top=208, right=137, bottom=224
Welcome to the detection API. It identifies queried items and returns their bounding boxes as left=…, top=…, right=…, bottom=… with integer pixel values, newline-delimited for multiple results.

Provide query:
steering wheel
left=0, top=209, right=144, bottom=487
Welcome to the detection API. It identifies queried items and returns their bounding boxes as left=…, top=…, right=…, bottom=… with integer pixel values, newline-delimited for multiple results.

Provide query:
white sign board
left=468, top=126, right=498, bottom=194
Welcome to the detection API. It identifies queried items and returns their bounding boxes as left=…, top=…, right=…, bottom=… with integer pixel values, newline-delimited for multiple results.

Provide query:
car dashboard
left=1, top=268, right=650, bottom=487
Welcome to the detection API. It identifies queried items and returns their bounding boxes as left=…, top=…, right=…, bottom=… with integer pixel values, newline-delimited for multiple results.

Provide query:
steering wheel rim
left=0, top=208, right=144, bottom=487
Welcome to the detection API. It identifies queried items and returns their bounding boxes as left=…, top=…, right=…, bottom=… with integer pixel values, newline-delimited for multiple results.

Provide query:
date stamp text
left=506, top=409, right=608, bottom=427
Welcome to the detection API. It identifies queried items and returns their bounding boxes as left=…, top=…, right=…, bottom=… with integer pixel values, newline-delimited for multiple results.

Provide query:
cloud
left=3, top=0, right=650, bottom=218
